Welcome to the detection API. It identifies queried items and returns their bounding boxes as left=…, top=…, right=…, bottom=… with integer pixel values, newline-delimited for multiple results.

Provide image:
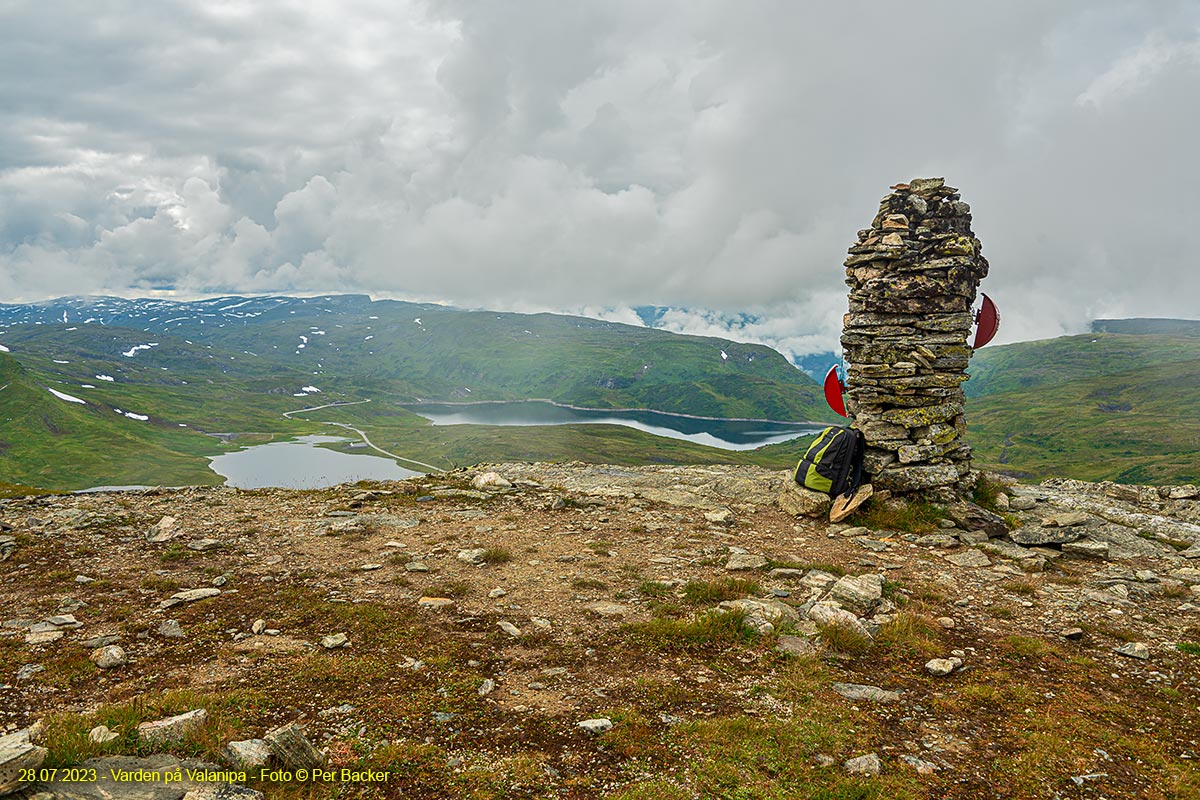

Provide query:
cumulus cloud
left=1, top=0, right=1198, bottom=356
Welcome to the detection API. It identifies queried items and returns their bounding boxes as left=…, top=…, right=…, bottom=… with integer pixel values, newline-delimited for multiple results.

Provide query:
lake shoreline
left=401, top=397, right=829, bottom=426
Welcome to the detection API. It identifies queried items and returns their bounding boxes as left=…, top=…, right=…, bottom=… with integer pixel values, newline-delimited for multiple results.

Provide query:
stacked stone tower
left=840, top=178, right=988, bottom=501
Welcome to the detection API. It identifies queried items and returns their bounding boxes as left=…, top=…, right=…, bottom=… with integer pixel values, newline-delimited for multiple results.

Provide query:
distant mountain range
left=3, top=296, right=1196, bottom=491
left=0, top=295, right=834, bottom=489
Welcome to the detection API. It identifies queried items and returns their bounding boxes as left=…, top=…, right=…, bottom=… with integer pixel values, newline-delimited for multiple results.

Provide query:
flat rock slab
left=137, top=709, right=207, bottom=746
left=583, top=602, right=631, bottom=617
left=776, top=635, right=820, bottom=657
left=1042, top=511, right=1092, bottom=528
left=832, top=682, right=900, bottom=703
left=1114, top=642, right=1151, bottom=660
left=942, top=549, right=992, bottom=568
left=1, top=732, right=47, bottom=796
left=725, top=552, right=768, bottom=571
left=38, top=755, right=258, bottom=800
left=160, top=588, right=221, bottom=609
left=1010, top=527, right=1083, bottom=546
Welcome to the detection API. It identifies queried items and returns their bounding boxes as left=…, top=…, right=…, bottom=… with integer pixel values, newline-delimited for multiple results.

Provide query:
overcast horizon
left=2, top=1, right=1198, bottom=360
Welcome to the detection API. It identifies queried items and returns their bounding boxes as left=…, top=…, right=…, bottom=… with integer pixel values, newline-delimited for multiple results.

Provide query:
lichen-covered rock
left=777, top=482, right=832, bottom=517
left=137, top=709, right=208, bottom=746
left=827, top=574, right=884, bottom=615
left=946, top=501, right=1008, bottom=538
left=0, top=729, right=48, bottom=796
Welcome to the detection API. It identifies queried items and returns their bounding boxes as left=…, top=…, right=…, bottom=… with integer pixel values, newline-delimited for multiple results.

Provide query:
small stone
left=924, top=657, right=963, bottom=676
left=1063, top=627, right=1085, bottom=640
left=703, top=509, right=734, bottom=525
left=88, top=725, right=118, bottom=744
left=488, top=588, right=507, bottom=598
left=1114, top=642, right=1150, bottom=660
left=497, top=621, right=522, bottom=637
left=832, top=683, right=900, bottom=703
left=187, top=538, right=220, bottom=551
left=221, top=738, right=272, bottom=770
left=530, top=617, right=552, bottom=629
left=843, top=752, right=882, bottom=776
left=942, top=549, right=992, bottom=568
left=577, top=718, right=613, bottom=734
left=360, top=563, right=382, bottom=571
left=137, top=708, right=208, bottom=745
left=725, top=552, right=768, bottom=571
left=1010, top=496, right=1037, bottom=511
left=583, top=601, right=630, bottom=617
left=160, top=587, right=221, bottom=609
left=1062, top=540, right=1110, bottom=558
left=478, top=679, right=496, bottom=697
left=15, top=664, right=44, bottom=680
left=807, top=602, right=872, bottom=640
left=263, top=722, right=325, bottom=771
left=74, top=575, right=94, bottom=584
left=936, top=617, right=956, bottom=629
left=418, top=597, right=454, bottom=610
left=457, top=549, right=488, bottom=564
left=1042, top=511, right=1091, bottom=528
left=776, top=635, right=819, bottom=657
left=147, top=515, right=178, bottom=542
left=471, top=472, right=512, bottom=490
left=319, top=633, right=350, bottom=649
left=404, top=561, right=430, bottom=572
left=252, top=619, right=266, bottom=635
left=899, top=754, right=938, bottom=775
left=157, top=619, right=186, bottom=639
left=90, top=645, right=127, bottom=669
left=212, top=575, right=228, bottom=587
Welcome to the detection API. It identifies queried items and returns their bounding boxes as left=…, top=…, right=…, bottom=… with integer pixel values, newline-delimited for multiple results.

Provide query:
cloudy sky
left=1, top=1, right=1197, bottom=359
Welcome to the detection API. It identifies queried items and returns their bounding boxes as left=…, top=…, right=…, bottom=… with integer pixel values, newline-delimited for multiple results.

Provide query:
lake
left=403, top=401, right=820, bottom=450
left=208, top=435, right=421, bottom=489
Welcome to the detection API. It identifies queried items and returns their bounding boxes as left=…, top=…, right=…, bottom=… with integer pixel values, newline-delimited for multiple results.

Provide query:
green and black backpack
left=794, top=426, right=866, bottom=498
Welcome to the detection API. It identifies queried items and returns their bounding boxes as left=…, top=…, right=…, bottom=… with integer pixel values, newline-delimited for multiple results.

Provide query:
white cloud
left=1, top=1, right=1198, bottom=353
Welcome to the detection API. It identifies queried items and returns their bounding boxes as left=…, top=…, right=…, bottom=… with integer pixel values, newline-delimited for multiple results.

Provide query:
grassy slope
left=966, top=331, right=1200, bottom=484
left=0, top=332, right=333, bottom=490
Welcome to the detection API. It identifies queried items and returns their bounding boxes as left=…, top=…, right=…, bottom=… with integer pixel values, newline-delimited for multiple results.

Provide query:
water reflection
left=208, top=435, right=421, bottom=489
left=404, top=401, right=818, bottom=451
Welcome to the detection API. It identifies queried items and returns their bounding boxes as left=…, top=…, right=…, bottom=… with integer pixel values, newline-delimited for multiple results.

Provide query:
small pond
left=207, top=435, right=421, bottom=489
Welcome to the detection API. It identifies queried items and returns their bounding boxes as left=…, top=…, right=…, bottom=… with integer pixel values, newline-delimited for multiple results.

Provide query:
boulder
left=946, top=502, right=1008, bottom=538
left=0, top=729, right=48, bottom=796
left=778, top=483, right=832, bottom=518
left=828, top=574, right=884, bottom=615
left=807, top=601, right=872, bottom=640
left=137, top=709, right=208, bottom=746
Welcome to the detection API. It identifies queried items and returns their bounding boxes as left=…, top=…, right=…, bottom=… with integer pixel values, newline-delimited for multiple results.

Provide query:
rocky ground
left=1, top=464, right=1198, bottom=799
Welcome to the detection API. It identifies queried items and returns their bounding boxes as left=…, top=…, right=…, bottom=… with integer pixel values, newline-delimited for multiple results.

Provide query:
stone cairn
left=840, top=177, right=988, bottom=501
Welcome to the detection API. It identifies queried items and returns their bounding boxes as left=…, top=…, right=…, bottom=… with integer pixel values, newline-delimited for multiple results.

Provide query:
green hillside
left=0, top=298, right=835, bottom=490
left=965, top=330, right=1200, bottom=484
left=0, top=351, right=226, bottom=488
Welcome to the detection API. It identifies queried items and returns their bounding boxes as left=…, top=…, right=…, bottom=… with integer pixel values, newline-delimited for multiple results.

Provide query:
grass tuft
left=682, top=577, right=761, bottom=603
